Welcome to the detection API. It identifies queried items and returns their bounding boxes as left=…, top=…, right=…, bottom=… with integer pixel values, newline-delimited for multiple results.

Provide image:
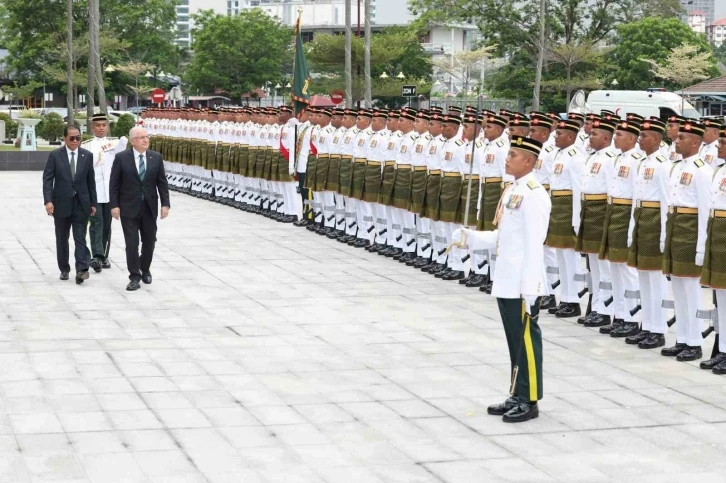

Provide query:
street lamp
left=274, top=83, right=281, bottom=106
left=380, top=72, right=389, bottom=79
left=104, top=64, right=116, bottom=73
left=396, top=72, right=405, bottom=79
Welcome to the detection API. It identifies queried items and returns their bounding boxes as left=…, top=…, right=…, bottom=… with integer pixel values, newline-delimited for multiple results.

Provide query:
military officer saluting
left=453, top=136, right=550, bottom=422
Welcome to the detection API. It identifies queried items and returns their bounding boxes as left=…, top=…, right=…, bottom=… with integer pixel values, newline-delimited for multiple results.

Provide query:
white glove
left=289, top=167, right=295, bottom=175
left=452, top=228, right=469, bottom=246
left=523, top=295, right=538, bottom=314
left=627, top=237, right=632, bottom=248
left=695, top=251, right=704, bottom=267
left=659, top=240, right=665, bottom=253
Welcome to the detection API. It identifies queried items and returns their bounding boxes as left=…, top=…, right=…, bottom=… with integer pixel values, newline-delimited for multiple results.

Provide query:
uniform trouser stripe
left=497, top=297, right=542, bottom=403
left=522, top=301, right=538, bottom=403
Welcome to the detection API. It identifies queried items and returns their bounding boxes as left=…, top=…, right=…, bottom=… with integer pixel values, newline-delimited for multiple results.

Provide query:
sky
left=718, top=0, right=726, bottom=20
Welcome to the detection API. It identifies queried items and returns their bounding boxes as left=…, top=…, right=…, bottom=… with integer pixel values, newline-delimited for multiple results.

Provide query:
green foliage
left=112, top=114, right=136, bottom=138
left=713, top=43, right=726, bottom=68
left=17, top=109, right=41, bottom=119
left=606, top=18, right=717, bottom=90
left=185, top=9, right=292, bottom=101
left=36, top=112, right=65, bottom=142
left=0, top=113, right=19, bottom=140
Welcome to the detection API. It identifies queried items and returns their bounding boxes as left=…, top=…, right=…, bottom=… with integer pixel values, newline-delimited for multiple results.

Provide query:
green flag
left=291, top=13, right=311, bottom=116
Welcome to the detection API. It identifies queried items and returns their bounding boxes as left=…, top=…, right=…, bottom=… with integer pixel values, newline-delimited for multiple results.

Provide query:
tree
left=433, top=46, right=496, bottom=95
left=185, top=9, right=292, bottom=102
left=645, top=43, right=715, bottom=93
left=4, top=81, right=43, bottom=108
left=547, top=41, right=606, bottom=107
left=634, top=0, right=685, bottom=18
left=713, top=42, right=726, bottom=69
left=606, top=17, right=717, bottom=90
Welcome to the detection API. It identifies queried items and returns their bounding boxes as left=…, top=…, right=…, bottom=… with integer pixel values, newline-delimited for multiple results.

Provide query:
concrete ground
left=2, top=171, right=726, bottom=483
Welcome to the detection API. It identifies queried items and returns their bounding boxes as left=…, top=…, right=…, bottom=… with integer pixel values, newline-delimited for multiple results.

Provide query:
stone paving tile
left=3, top=172, right=726, bottom=482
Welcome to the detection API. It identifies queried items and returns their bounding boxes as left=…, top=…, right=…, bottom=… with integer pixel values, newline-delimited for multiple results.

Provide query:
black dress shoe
left=356, top=239, right=371, bottom=248
left=599, top=318, right=622, bottom=334
left=610, top=322, right=639, bottom=338
left=548, top=303, right=564, bottom=315
left=101, top=259, right=111, bottom=269
left=625, top=330, right=650, bottom=345
left=582, top=313, right=610, bottom=328
left=638, top=333, right=666, bottom=349
left=142, top=274, right=152, bottom=285
left=502, top=401, right=539, bottom=423
left=700, top=352, right=726, bottom=370
left=712, top=359, right=726, bottom=374
left=539, top=295, right=557, bottom=310
left=556, top=303, right=581, bottom=318
left=90, top=258, right=102, bottom=273
left=479, top=282, right=493, bottom=294
left=578, top=311, right=596, bottom=325
left=392, top=251, right=406, bottom=261
left=428, top=263, right=444, bottom=274
left=487, top=397, right=518, bottom=416
left=434, top=267, right=452, bottom=278
left=459, top=273, right=472, bottom=285
left=126, top=280, right=141, bottom=291
left=676, top=346, right=702, bottom=362
left=75, top=271, right=89, bottom=285
left=293, top=219, right=308, bottom=227
left=661, top=342, right=687, bottom=357
left=466, top=274, right=486, bottom=288
left=442, top=270, right=464, bottom=281
left=60, top=272, right=69, bottom=281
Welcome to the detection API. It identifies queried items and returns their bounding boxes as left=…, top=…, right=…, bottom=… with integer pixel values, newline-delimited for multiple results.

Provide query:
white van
left=586, top=89, right=700, bottom=120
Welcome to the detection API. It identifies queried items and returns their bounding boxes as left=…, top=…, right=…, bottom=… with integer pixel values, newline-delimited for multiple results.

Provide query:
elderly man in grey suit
left=110, top=126, right=171, bottom=291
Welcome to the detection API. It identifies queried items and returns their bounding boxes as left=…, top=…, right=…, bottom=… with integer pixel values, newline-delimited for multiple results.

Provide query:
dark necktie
left=70, top=152, right=76, bottom=196
left=138, top=154, right=146, bottom=181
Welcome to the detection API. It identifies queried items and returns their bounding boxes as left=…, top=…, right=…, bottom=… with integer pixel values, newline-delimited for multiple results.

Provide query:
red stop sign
left=330, top=90, right=344, bottom=105
left=151, top=88, right=166, bottom=103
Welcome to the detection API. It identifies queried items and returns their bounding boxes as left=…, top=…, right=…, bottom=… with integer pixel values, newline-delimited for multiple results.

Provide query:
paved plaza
left=3, top=171, right=726, bottom=482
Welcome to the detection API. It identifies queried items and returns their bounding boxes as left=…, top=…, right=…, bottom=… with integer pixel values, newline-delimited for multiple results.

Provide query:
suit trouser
left=497, top=297, right=543, bottom=403
left=638, top=269, right=669, bottom=335
left=610, top=262, right=639, bottom=322
left=399, top=209, right=417, bottom=253
left=54, top=197, right=91, bottom=273
left=120, top=202, right=157, bottom=282
left=89, top=202, right=112, bottom=261
left=588, top=254, right=613, bottom=316
left=312, top=192, right=323, bottom=223
left=385, top=206, right=397, bottom=247
left=671, top=276, right=703, bottom=347
left=557, top=248, right=581, bottom=304
left=433, top=221, right=448, bottom=264
left=416, top=216, right=433, bottom=258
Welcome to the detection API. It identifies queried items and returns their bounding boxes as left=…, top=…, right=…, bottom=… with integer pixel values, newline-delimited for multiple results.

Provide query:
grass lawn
left=0, top=144, right=55, bottom=151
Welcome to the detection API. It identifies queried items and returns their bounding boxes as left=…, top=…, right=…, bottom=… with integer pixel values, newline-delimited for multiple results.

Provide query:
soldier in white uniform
left=626, top=119, right=671, bottom=350
left=83, top=113, right=127, bottom=271
left=700, top=118, right=723, bottom=168
left=406, top=110, right=433, bottom=266
left=335, top=109, right=360, bottom=241
left=350, top=110, right=374, bottom=245
left=278, top=106, right=300, bottom=223
left=293, top=108, right=314, bottom=226
left=388, top=110, right=420, bottom=259
left=667, top=115, right=684, bottom=164
left=661, top=119, right=713, bottom=362
left=453, top=136, right=550, bottom=423
left=362, top=111, right=390, bottom=250
left=420, top=111, right=447, bottom=272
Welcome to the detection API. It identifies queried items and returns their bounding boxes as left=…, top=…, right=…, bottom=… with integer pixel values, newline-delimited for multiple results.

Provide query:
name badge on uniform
left=506, top=195, right=523, bottom=209
left=680, top=172, right=692, bottom=186
left=429, top=146, right=438, bottom=155
left=415, top=144, right=424, bottom=154
left=590, top=162, right=601, bottom=174
left=706, top=155, right=714, bottom=164
left=464, top=153, right=471, bottom=164
left=618, top=166, right=630, bottom=178
left=344, top=137, right=351, bottom=143
left=643, top=167, right=654, bottom=180
left=242, top=130, right=247, bottom=136
left=387, top=142, right=396, bottom=150
left=486, top=153, right=495, bottom=164
left=400, top=145, right=408, bottom=154
left=720, top=178, right=726, bottom=192
left=333, top=137, right=340, bottom=144
left=534, top=158, right=542, bottom=170
left=251, top=130, right=256, bottom=136
left=320, top=136, right=326, bottom=143
left=357, top=138, right=365, bottom=146
left=311, top=135, right=317, bottom=142
left=370, top=140, right=377, bottom=148
left=274, top=134, right=279, bottom=140
left=444, top=151, right=453, bottom=161
left=554, top=163, right=563, bottom=175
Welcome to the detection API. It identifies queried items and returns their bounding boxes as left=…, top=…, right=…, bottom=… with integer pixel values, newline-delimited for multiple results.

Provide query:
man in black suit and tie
left=110, top=126, right=171, bottom=291
left=43, top=125, right=97, bottom=284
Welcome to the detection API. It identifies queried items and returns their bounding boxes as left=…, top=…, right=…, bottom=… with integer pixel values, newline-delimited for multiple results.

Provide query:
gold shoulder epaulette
left=475, top=141, right=483, bottom=148
left=632, top=152, right=643, bottom=160
left=455, top=139, right=464, bottom=146
left=544, top=145, right=554, bottom=153
left=655, top=155, right=667, bottom=163
left=496, top=140, right=505, bottom=147
left=605, top=150, right=616, bottom=158
left=425, top=134, right=433, bottom=140
left=527, top=179, right=539, bottom=190
left=694, top=159, right=705, bottom=168
left=568, top=148, right=577, bottom=156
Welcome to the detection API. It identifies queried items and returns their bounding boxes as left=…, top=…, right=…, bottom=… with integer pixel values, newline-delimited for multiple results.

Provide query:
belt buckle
left=636, top=200, right=641, bottom=208
left=607, top=196, right=612, bottom=204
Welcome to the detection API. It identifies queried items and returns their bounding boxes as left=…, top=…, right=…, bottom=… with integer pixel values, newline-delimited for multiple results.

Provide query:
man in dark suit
left=43, top=124, right=97, bottom=284
left=110, top=126, right=171, bottom=291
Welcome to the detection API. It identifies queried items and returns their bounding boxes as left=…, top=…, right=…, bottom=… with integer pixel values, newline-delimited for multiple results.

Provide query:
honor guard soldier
left=700, top=118, right=723, bottom=168
left=420, top=110, right=447, bottom=272
left=546, top=119, right=586, bottom=318
left=362, top=110, right=390, bottom=251
left=350, top=110, right=374, bottom=246
left=626, top=119, right=671, bottom=349
left=83, top=113, right=127, bottom=272
left=457, top=113, right=484, bottom=286
left=453, top=136, right=550, bottom=423
left=433, top=114, right=466, bottom=281
left=390, top=109, right=421, bottom=261
left=278, top=106, right=299, bottom=223
left=667, top=115, right=684, bottom=163
left=336, top=109, right=360, bottom=241
left=576, top=117, right=616, bottom=326
left=376, top=111, right=401, bottom=254
left=324, top=108, right=346, bottom=235
left=293, top=109, right=314, bottom=225
left=312, top=109, right=335, bottom=233
left=406, top=110, right=433, bottom=266
left=700, top=126, right=726, bottom=373
left=662, top=119, right=713, bottom=362
left=600, top=120, right=642, bottom=337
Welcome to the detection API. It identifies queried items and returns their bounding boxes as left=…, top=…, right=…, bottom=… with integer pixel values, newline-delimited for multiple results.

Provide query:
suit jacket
left=42, top=147, right=97, bottom=218
left=109, top=149, right=170, bottom=219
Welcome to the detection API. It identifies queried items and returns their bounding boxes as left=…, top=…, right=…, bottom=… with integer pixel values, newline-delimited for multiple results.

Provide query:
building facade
left=174, top=0, right=227, bottom=48
left=707, top=17, right=726, bottom=47
left=684, top=0, right=715, bottom=26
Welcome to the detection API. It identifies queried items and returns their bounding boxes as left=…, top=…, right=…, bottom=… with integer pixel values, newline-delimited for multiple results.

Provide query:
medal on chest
left=554, top=163, right=563, bottom=175
left=344, top=137, right=351, bottom=144
left=485, top=153, right=495, bottom=164
left=720, top=178, right=726, bottom=192
left=534, top=158, right=542, bottom=170
left=370, top=140, right=377, bottom=148
left=400, top=145, right=408, bottom=154
left=444, top=151, right=453, bottom=161
left=429, top=146, right=437, bottom=155
left=333, top=136, right=340, bottom=144
left=464, top=153, right=471, bottom=164
left=506, top=194, right=523, bottom=209
left=643, top=167, right=654, bottom=180
left=387, top=141, right=396, bottom=151
left=618, top=165, right=630, bottom=178
left=705, top=155, right=714, bottom=164
left=680, top=172, right=692, bottom=186
left=357, top=138, right=365, bottom=146
left=670, top=151, right=678, bottom=160
left=590, top=162, right=601, bottom=174
left=415, top=144, right=423, bottom=154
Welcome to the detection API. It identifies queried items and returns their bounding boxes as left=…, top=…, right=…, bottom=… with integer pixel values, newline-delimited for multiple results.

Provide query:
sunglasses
left=67, top=136, right=82, bottom=142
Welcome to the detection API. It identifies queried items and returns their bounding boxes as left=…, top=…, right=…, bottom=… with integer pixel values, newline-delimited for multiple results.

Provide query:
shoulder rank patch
left=475, top=141, right=483, bottom=148
left=567, top=148, right=577, bottom=156
left=527, top=179, right=539, bottom=190
left=631, top=152, right=643, bottom=160
left=455, top=139, right=464, bottom=146
left=544, top=145, right=554, bottom=153
left=605, top=150, right=616, bottom=158
left=660, top=141, right=668, bottom=147
left=496, top=140, right=505, bottom=148
left=424, top=134, right=433, bottom=140
left=655, top=155, right=667, bottom=163
left=694, top=159, right=705, bottom=168
left=396, top=131, right=403, bottom=137
left=578, top=133, right=588, bottom=140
